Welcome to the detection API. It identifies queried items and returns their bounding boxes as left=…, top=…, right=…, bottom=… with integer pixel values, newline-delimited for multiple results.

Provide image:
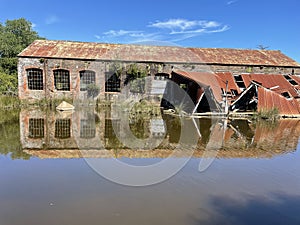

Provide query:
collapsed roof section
left=166, top=70, right=300, bottom=116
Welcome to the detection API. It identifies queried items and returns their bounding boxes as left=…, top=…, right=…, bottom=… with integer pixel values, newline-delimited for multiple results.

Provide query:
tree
left=0, top=18, right=44, bottom=94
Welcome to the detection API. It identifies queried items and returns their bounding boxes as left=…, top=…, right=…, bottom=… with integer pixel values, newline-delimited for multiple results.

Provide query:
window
left=27, top=68, right=43, bottom=90
left=105, top=73, right=120, bottom=92
left=55, top=119, right=71, bottom=139
left=105, top=119, right=120, bottom=138
left=80, top=119, right=96, bottom=139
left=54, top=69, right=70, bottom=91
left=28, top=118, right=44, bottom=138
left=284, top=75, right=298, bottom=86
left=80, top=70, right=96, bottom=91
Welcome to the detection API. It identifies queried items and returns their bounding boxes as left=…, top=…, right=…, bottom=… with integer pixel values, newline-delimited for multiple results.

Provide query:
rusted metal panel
left=241, top=74, right=300, bottom=98
left=173, top=70, right=223, bottom=102
left=18, top=40, right=300, bottom=67
left=188, top=48, right=300, bottom=67
left=257, top=87, right=300, bottom=115
left=18, top=40, right=200, bottom=63
left=215, top=72, right=241, bottom=94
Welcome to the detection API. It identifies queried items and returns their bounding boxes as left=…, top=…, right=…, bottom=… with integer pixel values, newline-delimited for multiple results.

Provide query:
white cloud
left=45, top=15, right=59, bottom=25
left=227, top=0, right=238, bottom=5
left=31, top=23, right=37, bottom=28
left=103, top=29, right=142, bottom=37
left=149, top=19, right=221, bottom=31
left=98, top=18, right=229, bottom=43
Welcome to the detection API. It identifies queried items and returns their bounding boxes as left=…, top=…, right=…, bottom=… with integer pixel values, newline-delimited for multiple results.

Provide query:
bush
left=87, top=83, right=100, bottom=98
left=257, top=107, right=279, bottom=121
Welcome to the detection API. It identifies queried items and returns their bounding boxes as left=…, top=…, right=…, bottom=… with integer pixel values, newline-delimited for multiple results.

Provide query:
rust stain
left=18, top=40, right=300, bottom=67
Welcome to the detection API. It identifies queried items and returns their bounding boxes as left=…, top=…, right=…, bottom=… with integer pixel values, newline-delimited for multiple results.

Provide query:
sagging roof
left=172, top=70, right=223, bottom=102
left=241, top=73, right=300, bottom=98
left=215, top=72, right=242, bottom=94
left=257, top=85, right=300, bottom=115
left=18, top=40, right=300, bottom=67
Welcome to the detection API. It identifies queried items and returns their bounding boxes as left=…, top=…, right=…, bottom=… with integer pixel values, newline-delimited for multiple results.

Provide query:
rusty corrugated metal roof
left=241, top=73, right=300, bottom=98
left=257, top=86, right=300, bottom=115
left=215, top=72, right=241, bottom=94
left=188, top=47, right=300, bottom=67
left=173, top=70, right=223, bottom=102
left=18, top=40, right=300, bottom=67
left=18, top=40, right=200, bottom=63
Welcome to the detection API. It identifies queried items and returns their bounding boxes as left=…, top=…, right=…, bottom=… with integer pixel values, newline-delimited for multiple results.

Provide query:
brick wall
left=18, top=57, right=300, bottom=100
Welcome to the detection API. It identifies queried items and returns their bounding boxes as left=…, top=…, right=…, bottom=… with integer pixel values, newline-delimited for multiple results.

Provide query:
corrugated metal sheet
left=173, top=70, right=223, bottom=102
left=257, top=86, right=300, bottom=115
left=18, top=40, right=300, bottom=67
left=18, top=40, right=200, bottom=63
left=215, top=72, right=241, bottom=94
left=241, top=74, right=300, bottom=98
left=189, top=48, right=300, bottom=67
left=292, top=75, right=300, bottom=84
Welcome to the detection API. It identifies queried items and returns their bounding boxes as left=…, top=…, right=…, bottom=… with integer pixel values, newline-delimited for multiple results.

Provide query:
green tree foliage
left=0, top=18, right=44, bottom=94
left=0, top=71, right=18, bottom=94
left=124, top=64, right=148, bottom=93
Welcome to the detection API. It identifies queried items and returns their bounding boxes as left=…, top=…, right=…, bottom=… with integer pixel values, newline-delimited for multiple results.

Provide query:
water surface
left=0, top=108, right=300, bottom=225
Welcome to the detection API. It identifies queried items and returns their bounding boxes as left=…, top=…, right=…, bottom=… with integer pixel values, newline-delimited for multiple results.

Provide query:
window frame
left=105, top=72, right=121, bottom=92
left=26, top=68, right=44, bottom=90
left=80, top=70, right=96, bottom=91
left=53, top=69, right=70, bottom=91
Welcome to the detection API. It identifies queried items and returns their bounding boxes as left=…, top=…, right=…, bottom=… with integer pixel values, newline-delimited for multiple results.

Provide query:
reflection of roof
left=23, top=146, right=297, bottom=159
left=18, top=40, right=300, bottom=67
left=253, top=120, right=300, bottom=149
left=241, top=74, right=300, bottom=98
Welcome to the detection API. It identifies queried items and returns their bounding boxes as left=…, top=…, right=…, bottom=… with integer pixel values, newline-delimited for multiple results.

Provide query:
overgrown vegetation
left=255, top=107, right=279, bottom=122
left=124, top=64, right=148, bottom=93
left=86, top=83, right=100, bottom=98
left=0, top=18, right=44, bottom=95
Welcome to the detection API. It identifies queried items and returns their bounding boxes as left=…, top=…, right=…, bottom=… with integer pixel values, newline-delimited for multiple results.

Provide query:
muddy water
left=0, top=109, right=300, bottom=225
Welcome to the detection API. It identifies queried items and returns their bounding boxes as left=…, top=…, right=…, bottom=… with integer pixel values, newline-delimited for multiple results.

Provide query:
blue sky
left=1, top=0, right=299, bottom=62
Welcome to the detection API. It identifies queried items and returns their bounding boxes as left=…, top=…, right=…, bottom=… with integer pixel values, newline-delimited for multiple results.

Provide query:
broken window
left=80, top=70, right=96, bottom=91
left=234, top=75, right=246, bottom=89
left=27, top=68, right=43, bottom=90
left=284, top=75, right=298, bottom=86
left=80, top=119, right=96, bottom=139
left=55, top=119, right=71, bottom=139
left=105, top=73, right=120, bottom=92
left=281, top=92, right=292, bottom=99
left=28, top=118, right=44, bottom=138
left=54, top=69, right=70, bottom=91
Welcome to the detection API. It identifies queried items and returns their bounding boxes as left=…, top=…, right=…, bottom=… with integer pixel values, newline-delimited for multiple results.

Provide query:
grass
left=255, top=107, right=279, bottom=122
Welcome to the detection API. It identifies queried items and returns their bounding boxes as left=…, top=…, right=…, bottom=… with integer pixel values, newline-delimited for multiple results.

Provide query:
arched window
left=80, top=70, right=96, bottom=91
left=26, top=68, right=43, bottom=90
left=53, top=69, right=70, bottom=91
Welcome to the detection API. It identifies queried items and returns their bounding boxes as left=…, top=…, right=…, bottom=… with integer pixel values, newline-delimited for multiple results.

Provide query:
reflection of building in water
left=28, top=118, right=44, bottom=138
left=20, top=109, right=300, bottom=159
